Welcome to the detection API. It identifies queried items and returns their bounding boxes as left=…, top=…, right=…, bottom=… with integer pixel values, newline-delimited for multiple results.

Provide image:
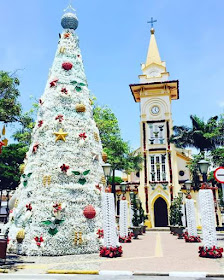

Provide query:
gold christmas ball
left=19, top=164, right=25, bottom=174
left=75, top=104, right=86, bottom=113
left=16, top=229, right=25, bottom=243
left=102, top=151, right=108, bottom=163
left=94, top=132, right=99, bottom=142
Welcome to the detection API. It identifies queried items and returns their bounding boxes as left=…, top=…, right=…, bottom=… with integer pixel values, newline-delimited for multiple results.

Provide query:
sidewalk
left=1, top=231, right=224, bottom=275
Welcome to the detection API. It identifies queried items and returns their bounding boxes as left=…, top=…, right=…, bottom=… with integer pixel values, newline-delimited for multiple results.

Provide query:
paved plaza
left=1, top=231, right=224, bottom=275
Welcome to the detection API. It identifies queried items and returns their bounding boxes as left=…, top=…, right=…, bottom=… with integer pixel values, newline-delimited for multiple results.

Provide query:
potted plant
left=130, top=194, right=141, bottom=239
left=169, top=196, right=185, bottom=237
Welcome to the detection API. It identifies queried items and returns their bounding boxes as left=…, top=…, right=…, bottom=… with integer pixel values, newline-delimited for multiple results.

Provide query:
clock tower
left=130, top=25, right=189, bottom=228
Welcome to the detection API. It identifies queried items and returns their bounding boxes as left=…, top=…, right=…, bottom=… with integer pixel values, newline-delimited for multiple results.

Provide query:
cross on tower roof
left=147, top=17, right=157, bottom=29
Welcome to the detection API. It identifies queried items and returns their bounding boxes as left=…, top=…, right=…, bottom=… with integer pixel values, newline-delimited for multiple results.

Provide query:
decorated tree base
left=199, top=246, right=223, bottom=258
left=184, top=232, right=201, bottom=243
left=119, top=234, right=132, bottom=243
left=100, top=246, right=123, bottom=258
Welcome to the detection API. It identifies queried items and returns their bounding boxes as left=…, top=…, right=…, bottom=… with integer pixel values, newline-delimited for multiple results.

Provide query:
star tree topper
left=53, top=128, right=68, bottom=142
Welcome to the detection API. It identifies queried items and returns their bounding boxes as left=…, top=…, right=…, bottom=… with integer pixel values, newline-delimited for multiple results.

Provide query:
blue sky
left=1, top=0, right=224, bottom=149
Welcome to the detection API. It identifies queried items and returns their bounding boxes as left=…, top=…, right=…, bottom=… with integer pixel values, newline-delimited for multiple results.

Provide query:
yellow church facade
left=124, top=27, right=222, bottom=228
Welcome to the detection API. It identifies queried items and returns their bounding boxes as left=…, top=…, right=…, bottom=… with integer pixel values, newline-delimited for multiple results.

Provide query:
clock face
left=151, top=105, right=160, bottom=115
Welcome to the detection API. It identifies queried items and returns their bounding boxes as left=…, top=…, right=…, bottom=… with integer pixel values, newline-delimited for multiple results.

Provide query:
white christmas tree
left=6, top=9, right=104, bottom=256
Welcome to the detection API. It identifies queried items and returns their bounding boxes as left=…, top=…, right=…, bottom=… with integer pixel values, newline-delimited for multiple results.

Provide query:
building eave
left=129, top=80, right=179, bottom=103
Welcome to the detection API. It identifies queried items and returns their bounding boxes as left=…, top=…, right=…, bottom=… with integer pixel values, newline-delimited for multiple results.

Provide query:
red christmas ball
left=62, top=62, right=73, bottom=71
left=83, top=205, right=96, bottom=219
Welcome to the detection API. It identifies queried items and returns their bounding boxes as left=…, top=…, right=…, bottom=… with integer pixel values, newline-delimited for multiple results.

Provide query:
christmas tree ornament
left=59, top=46, right=66, bottom=54
left=38, top=120, right=43, bottom=128
left=22, top=173, right=32, bottom=187
left=102, top=152, right=108, bottom=163
left=79, top=232, right=83, bottom=244
left=53, top=128, right=68, bottom=142
left=74, top=231, right=78, bottom=245
left=83, top=205, right=96, bottom=219
left=43, top=175, right=51, bottom=186
left=2, top=125, right=6, bottom=135
left=26, top=204, right=32, bottom=211
left=61, top=87, right=68, bottom=94
left=101, top=176, right=106, bottom=185
left=55, top=114, right=64, bottom=123
left=61, top=12, right=79, bottom=30
left=2, top=138, right=8, bottom=147
left=25, top=204, right=32, bottom=221
left=50, top=79, right=59, bottom=88
left=94, top=132, right=99, bottom=142
left=79, top=133, right=87, bottom=140
left=60, top=164, right=70, bottom=173
left=72, top=170, right=90, bottom=185
left=32, top=143, right=39, bottom=154
left=62, top=62, right=73, bottom=71
left=14, top=199, right=19, bottom=208
left=42, top=217, right=64, bottom=236
left=34, top=236, right=44, bottom=247
left=89, top=99, right=94, bottom=105
left=0, top=141, right=5, bottom=154
left=75, top=104, right=86, bottom=113
left=16, top=229, right=25, bottom=243
left=39, top=99, right=43, bottom=105
left=19, top=164, right=25, bottom=174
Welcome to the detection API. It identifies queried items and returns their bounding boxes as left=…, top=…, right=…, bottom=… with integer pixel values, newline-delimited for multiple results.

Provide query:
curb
left=47, top=270, right=99, bottom=274
left=0, top=269, right=9, bottom=273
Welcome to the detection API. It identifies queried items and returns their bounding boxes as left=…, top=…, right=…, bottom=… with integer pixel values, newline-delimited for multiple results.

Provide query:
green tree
left=170, top=115, right=221, bottom=153
left=210, top=148, right=224, bottom=167
left=93, top=105, right=143, bottom=198
left=0, top=71, right=22, bottom=124
left=0, top=143, right=27, bottom=190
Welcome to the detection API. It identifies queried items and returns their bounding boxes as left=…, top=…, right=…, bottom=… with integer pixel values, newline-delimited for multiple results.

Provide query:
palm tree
left=170, top=115, right=219, bottom=152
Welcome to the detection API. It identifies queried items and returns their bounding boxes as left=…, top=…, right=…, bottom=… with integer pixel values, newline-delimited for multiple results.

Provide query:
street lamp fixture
left=184, top=179, right=192, bottom=199
left=120, top=182, right=127, bottom=194
left=129, top=191, right=135, bottom=201
left=102, top=163, right=112, bottom=181
left=198, top=159, right=210, bottom=183
left=136, top=198, right=141, bottom=208
left=184, top=180, right=192, bottom=192
left=178, top=191, right=184, bottom=200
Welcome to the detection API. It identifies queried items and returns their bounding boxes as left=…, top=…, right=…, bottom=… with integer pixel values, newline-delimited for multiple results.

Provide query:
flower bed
left=199, top=246, right=223, bottom=258
left=100, top=246, right=123, bottom=258
left=184, top=232, right=201, bottom=243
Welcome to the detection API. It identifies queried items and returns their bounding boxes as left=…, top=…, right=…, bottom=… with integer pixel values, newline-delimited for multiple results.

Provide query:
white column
left=119, top=200, right=128, bottom=238
left=102, top=193, right=119, bottom=248
left=186, top=198, right=197, bottom=237
left=199, top=189, right=217, bottom=247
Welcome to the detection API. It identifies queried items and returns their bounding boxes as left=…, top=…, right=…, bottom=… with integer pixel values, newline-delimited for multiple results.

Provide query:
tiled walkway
left=1, top=231, right=224, bottom=274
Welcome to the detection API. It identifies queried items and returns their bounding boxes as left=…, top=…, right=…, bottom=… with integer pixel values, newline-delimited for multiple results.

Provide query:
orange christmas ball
left=83, top=205, right=96, bottom=219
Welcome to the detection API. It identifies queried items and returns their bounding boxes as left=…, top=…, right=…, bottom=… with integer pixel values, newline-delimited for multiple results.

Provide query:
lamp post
left=198, top=159, right=209, bottom=183
left=198, top=160, right=222, bottom=257
left=102, top=163, right=112, bottom=190
left=120, top=182, right=127, bottom=200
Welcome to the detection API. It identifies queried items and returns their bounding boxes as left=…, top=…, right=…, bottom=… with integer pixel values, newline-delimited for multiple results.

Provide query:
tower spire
left=145, top=19, right=162, bottom=67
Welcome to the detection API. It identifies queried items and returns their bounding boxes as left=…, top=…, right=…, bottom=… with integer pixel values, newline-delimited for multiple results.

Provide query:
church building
left=128, top=23, right=192, bottom=228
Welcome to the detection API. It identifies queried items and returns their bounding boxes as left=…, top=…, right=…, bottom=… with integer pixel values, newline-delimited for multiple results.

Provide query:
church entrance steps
left=146, top=227, right=169, bottom=231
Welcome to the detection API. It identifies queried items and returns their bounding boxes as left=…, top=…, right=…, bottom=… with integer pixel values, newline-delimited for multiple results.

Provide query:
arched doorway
left=154, top=197, right=168, bottom=227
